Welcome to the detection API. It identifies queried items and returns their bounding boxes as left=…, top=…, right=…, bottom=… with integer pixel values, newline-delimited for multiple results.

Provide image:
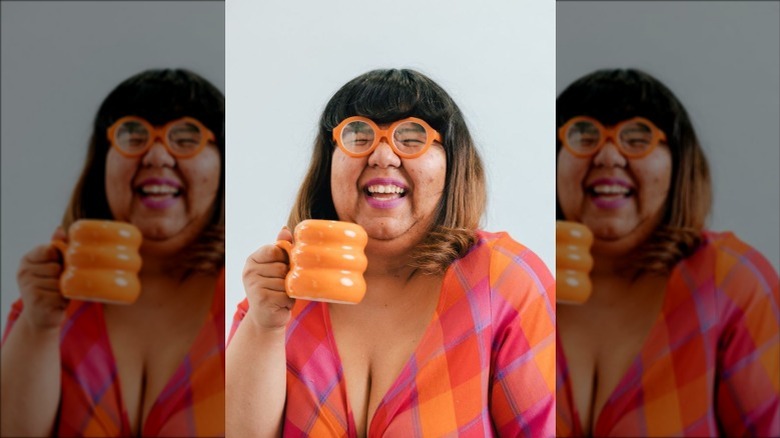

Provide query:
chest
left=102, top=280, right=215, bottom=435
left=328, top=277, right=442, bottom=436
left=557, top=276, right=667, bottom=434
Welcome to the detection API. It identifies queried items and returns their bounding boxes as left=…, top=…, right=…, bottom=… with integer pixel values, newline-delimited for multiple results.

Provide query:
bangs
left=557, top=69, right=678, bottom=135
left=321, top=69, right=452, bottom=134
left=97, top=69, right=223, bottom=137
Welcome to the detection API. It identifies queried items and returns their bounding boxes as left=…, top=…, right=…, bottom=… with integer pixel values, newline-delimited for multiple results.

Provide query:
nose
left=141, top=139, right=176, bottom=167
left=592, top=139, right=627, bottom=167
left=367, top=137, right=401, bottom=168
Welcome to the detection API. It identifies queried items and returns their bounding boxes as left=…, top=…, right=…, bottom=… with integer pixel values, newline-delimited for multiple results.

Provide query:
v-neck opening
left=321, top=268, right=452, bottom=437
left=558, top=273, right=674, bottom=436
left=97, top=278, right=220, bottom=436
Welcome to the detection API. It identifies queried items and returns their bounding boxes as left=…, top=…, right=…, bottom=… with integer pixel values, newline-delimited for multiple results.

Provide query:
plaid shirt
left=231, top=231, right=556, bottom=437
left=556, top=231, right=780, bottom=437
left=2, top=270, right=226, bottom=437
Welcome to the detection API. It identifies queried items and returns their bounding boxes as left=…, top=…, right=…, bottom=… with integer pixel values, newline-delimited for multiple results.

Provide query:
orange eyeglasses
left=332, top=116, right=442, bottom=159
left=107, top=116, right=216, bottom=158
left=558, top=116, right=667, bottom=159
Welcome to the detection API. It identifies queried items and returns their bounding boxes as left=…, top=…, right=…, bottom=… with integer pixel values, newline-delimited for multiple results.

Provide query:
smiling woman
left=227, top=68, right=556, bottom=437
left=0, top=69, right=225, bottom=437
left=555, top=69, right=779, bottom=437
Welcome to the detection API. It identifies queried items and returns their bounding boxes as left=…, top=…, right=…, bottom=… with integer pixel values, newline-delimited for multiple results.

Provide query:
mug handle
left=51, top=239, right=68, bottom=267
left=275, top=240, right=292, bottom=259
left=274, top=240, right=294, bottom=297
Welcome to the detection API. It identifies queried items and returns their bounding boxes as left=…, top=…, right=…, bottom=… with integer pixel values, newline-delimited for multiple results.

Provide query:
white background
left=557, top=1, right=780, bottom=274
left=0, top=2, right=225, bottom=335
left=225, top=0, right=557, bottom=335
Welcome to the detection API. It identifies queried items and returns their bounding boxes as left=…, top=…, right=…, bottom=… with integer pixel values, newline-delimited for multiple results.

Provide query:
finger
left=51, top=226, right=67, bottom=242
left=28, top=262, right=63, bottom=279
left=24, top=245, right=61, bottom=264
left=18, top=274, right=61, bottom=292
left=33, top=279, right=63, bottom=292
left=244, top=260, right=289, bottom=280
left=256, top=289, right=295, bottom=310
left=247, top=277, right=287, bottom=294
left=277, top=226, right=293, bottom=242
left=242, top=265, right=287, bottom=291
left=246, top=244, right=288, bottom=266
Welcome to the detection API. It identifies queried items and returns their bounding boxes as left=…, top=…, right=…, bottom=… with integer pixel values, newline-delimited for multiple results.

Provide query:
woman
left=555, top=68, right=779, bottom=436
left=0, top=69, right=225, bottom=437
left=227, top=69, right=555, bottom=437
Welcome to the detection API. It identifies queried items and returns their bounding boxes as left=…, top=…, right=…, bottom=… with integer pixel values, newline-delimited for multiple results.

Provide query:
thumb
left=49, top=226, right=68, bottom=262
left=51, top=226, right=67, bottom=242
left=277, top=225, right=293, bottom=243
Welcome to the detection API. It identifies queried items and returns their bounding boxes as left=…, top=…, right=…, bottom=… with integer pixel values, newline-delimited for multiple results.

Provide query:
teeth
left=140, top=184, right=179, bottom=195
left=592, top=184, right=629, bottom=195
left=367, top=184, right=405, bottom=194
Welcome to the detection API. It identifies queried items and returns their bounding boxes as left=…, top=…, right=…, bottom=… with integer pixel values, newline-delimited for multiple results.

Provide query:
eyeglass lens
left=114, top=120, right=203, bottom=155
left=340, top=120, right=429, bottom=155
left=565, top=120, right=655, bottom=156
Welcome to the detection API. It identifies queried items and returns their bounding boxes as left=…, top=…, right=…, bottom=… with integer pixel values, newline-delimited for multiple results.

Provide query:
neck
left=588, top=252, right=671, bottom=308
left=138, top=252, right=184, bottom=277
left=364, top=245, right=416, bottom=277
left=591, top=253, right=633, bottom=277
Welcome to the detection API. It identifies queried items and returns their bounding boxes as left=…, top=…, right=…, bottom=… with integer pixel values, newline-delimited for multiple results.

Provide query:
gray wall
left=557, top=1, right=780, bottom=273
left=1, top=1, right=225, bottom=335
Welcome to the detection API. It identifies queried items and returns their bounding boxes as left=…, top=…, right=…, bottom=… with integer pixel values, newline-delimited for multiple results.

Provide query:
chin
left=138, top=221, right=202, bottom=250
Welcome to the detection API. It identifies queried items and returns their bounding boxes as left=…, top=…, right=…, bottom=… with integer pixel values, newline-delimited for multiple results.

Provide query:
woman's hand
left=242, top=227, right=296, bottom=331
left=16, top=228, right=69, bottom=331
left=228, top=226, right=293, bottom=437
left=3, top=228, right=68, bottom=437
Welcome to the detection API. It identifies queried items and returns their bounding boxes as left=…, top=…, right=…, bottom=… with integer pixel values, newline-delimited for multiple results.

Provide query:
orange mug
left=276, top=220, right=368, bottom=304
left=556, top=221, right=594, bottom=304
left=52, top=220, right=143, bottom=304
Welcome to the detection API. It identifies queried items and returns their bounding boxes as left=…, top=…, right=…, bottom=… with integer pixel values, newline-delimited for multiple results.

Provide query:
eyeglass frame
left=332, top=116, right=443, bottom=159
left=558, top=116, right=667, bottom=159
left=107, top=116, right=216, bottom=159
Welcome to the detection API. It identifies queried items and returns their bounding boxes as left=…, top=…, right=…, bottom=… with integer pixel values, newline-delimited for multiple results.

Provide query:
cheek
left=330, top=152, right=361, bottom=191
left=185, top=152, right=222, bottom=197
left=557, top=152, right=586, bottom=194
left=411, top=166, right=441, bottom=189
left=105, top=152, right=135, bottom=193
left=637, top=152, right=673, bottom=197
left=557, top=151, right=582, bottom=184
left=413, top=150, right=446, bottom=191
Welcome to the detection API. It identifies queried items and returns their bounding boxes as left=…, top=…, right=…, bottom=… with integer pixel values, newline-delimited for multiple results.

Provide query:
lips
left=362, top=178, right=408, bottom=209
left=134, top=177, right=183, bottom=209
left=586, top=177, right=633, bottom=209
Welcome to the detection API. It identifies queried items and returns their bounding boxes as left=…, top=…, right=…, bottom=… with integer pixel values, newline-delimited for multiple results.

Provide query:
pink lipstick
left=363, top=178, right=408, bottom=209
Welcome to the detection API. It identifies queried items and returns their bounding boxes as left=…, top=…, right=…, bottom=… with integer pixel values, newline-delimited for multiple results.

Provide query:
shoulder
left=473, top=230, right=555, bottom=296
left=453, top=231, right=554, bottom=320
left=689, top=231, right=778, bottom=292
left=679, top=230, right=779, bottom=316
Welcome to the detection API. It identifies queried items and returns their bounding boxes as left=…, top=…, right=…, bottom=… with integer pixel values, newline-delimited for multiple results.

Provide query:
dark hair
left=63, top=68, right=225, bottom=275
left=557, top=68, right=711, bottom=275
left=289, top=68, right=486, bottom=274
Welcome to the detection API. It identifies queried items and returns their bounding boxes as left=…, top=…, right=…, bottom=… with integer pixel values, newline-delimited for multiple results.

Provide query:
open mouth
left=587, top=183, right=633, bottom=198
left=134, top=178, right=183, bottom=209
left=136, top=184, right=182, bottom=198
left=364, top=183, right=407, bottom=200
left=585, top=179, right=634, bottom=209
left=361, top=179, right=408, bottom=209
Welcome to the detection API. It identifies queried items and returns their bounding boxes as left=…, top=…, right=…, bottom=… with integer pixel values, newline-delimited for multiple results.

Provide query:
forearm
left=226, top=318, right=287, bottom=438
left=0, top=316, right=62, bottom=437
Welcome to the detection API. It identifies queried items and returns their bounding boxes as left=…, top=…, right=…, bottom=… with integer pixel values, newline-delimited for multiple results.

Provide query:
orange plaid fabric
left=2, top=270, right=226, bottom=437
left=556, top=231, right=780, bottom=436
left=231, top=231, right=556, bottom=437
